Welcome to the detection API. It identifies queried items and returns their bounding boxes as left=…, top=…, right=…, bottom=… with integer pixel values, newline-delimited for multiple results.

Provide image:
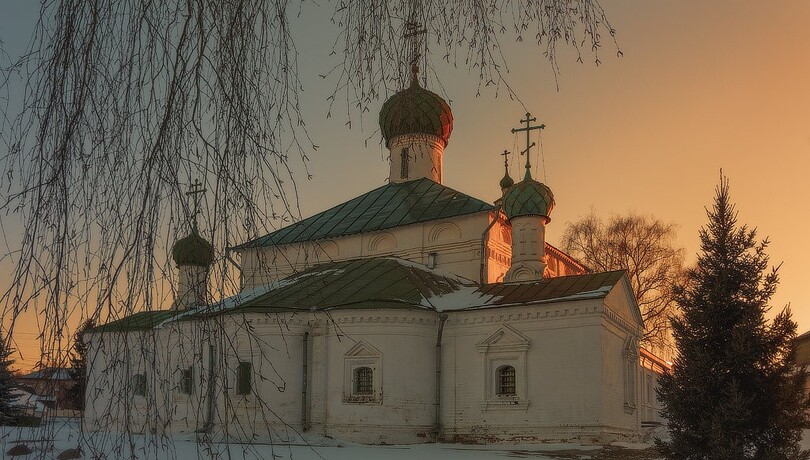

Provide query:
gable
left=603, top=274, right=644, bottom=329
left=234, top=178, right=493, bottom=249
left=345, top=341, right=382, bottom=358
left=476, top=324, right=531, bottom=352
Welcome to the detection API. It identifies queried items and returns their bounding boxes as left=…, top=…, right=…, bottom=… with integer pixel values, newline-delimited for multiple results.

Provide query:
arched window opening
left=497, top=365, right=516, bottom=396
left=132, top=373, right=147, bottom=397
left=354, top=367, right=373, bottom=395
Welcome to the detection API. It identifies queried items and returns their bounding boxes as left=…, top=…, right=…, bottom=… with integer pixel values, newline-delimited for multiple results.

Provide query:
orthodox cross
left=511, top=113, right=545, bottom=177
left=404, top=18, right=426, bottom=84
left=500, top=149, right=511, bottom=173
left=186, top=179, right=206, bottom=230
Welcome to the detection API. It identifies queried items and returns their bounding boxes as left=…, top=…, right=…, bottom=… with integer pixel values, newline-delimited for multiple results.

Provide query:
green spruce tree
left=66, top=319, right=95, bottom=410
left=657, top=175, right=810, bottom=459
left=0, top=332, right=18, bottom=425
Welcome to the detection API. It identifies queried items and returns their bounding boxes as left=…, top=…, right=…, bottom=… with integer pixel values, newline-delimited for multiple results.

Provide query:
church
left=84, top=60, right=667, bottom=445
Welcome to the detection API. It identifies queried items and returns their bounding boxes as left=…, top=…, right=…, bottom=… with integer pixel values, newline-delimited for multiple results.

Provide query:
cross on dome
left=404, top=19, right=426, bottom=86
left=511, top=113, right=545, bottom=180
left=186, top=178, right=206, bottom=231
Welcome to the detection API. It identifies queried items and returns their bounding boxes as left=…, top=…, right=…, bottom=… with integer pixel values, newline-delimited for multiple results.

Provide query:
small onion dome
left=379, top=79, right=453, bottom=148
left=502, top=176, right=555, bottom=221
left=499, top=171, right=515, bottom=190
left=172, top=226, right=214, bottom=267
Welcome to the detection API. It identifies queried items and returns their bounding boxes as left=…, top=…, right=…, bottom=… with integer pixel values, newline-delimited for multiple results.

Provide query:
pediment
left=476, top=324, right=531, bottom=352
left=604, top=273, right=644, bottom=330
left=345, top=340, right=382, bottom=358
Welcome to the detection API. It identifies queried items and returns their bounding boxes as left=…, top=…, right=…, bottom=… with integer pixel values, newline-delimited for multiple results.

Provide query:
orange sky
left=2, top=1, right=809, bottom=370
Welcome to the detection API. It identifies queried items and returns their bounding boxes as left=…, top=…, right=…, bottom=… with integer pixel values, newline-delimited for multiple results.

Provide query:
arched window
left=354, top=367, right=373, bottom=395
left=496, top=365, right=516, bottom=396
left=132, top=373, right=147, bottom=397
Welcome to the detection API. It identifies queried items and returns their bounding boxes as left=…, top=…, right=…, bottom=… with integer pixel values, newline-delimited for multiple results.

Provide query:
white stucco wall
left=440, top=300, right=616, bottom=442
left=85, top=290, right=642, bottom=444
left=311, top=309, right=439, bottom=444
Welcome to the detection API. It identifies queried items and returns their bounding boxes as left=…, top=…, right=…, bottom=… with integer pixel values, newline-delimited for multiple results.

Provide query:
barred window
left=354, top=367, right=373, bottom=395
left=132, top=373, right=147, bottom=397
left=237, top=361, right=252, bottom=395
left=180, top=367, right=193, bottom=395
left=400, top=148, right=409, bottom=179
left=497, top=365, right=516, bottom=396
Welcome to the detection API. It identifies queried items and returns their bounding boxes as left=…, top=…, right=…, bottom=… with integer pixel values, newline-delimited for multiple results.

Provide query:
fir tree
left=66, top=319, right=95, bottom=410
left=0, top=332, right=18, bottom=425
left=657, top=175, right=810, bottom=460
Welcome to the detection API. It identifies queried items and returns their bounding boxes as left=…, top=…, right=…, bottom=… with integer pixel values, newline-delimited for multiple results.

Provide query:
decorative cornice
left=602, top=305, right=640, bottom=334
left=449, top=304, right=601, bottom=326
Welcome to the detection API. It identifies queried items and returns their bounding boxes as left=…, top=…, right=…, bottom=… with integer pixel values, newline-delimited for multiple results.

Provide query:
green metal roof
left=91, top=310, right=178, bottom=333
left=193, top=258, right=473, bottom=315
left=195, top=261, right=625, bottom=315
left=236, top=179, right=493, bottom=249
left=424, top=269, right=626, bottom=311
left=88, top=261, right=630, bottom=329
left=479, top=270, right=625, bottom=306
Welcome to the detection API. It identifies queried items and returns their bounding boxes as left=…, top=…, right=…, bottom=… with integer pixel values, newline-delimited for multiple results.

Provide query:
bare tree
left=562, top=212, right=685, bottom=354
left=0, top=0, right=618, bottom=455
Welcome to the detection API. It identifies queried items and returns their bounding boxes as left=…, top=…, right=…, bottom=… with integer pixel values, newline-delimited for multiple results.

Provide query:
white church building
left=85, top=65, right=667, bottom=444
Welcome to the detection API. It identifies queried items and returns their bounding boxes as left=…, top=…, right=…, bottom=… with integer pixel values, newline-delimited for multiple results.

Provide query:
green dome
left=499, top=172, right=515, bottom=190
left=502, top=175, right=555, bottom=221
left=379, top=79, right=453, bottom=148
left=172, top=226, right=215, bottom=267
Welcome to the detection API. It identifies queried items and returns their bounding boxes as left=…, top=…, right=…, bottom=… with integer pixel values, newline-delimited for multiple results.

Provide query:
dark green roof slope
left=480, top=270, right=624, bottom=306
left=91, top=310, right=178, bottom=333
left=88, top=263, right=632, bottom=329
left=426, top=269, right=626, bottom=311
left=236, top=179, right=493, bottom=249
left=194, top=258, right=472, bottom=315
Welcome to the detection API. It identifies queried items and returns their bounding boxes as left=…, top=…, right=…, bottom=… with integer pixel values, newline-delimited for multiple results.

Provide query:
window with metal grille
left=237, top=361, right=252, bottom=395
left=497, top=365, right=516, bottom=396
left=132, top=373, right=147, bottom=397
left=180, top=367, right=193, bottom=395
left=354, top=367, right=373, bottom=395
left=400, top=148, right=409, bottom=179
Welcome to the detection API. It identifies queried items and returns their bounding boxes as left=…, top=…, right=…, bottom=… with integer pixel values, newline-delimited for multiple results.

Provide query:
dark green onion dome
left=379, top=79, right=453, bottom=148
left=502, top=169, right=555, bottom=221
left=172, top=226, right=215, bottom=267
left=499, top=171, right=515, bottom=190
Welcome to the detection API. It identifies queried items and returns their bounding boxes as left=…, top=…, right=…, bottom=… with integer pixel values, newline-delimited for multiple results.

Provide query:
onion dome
left=502, top=169, right=555, bottom=221
left=172, top=225, right=215, bottom=267
left=379, top=78, right=453, bottom=148
left=499, top=171, right=515, bottom=190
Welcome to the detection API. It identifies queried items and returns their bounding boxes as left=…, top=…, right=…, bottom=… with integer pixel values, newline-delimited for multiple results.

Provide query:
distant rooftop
left=19, top=367, right=72, bottom=381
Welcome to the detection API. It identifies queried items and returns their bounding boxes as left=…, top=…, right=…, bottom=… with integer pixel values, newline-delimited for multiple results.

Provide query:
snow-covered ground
left=6, top=418, right=807, bottom=459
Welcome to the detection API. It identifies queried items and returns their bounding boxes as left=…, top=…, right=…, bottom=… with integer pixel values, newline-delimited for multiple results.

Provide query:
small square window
left=237, top=361, right=252, bottom=395
left=179, top=367, right=193, bottom=395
